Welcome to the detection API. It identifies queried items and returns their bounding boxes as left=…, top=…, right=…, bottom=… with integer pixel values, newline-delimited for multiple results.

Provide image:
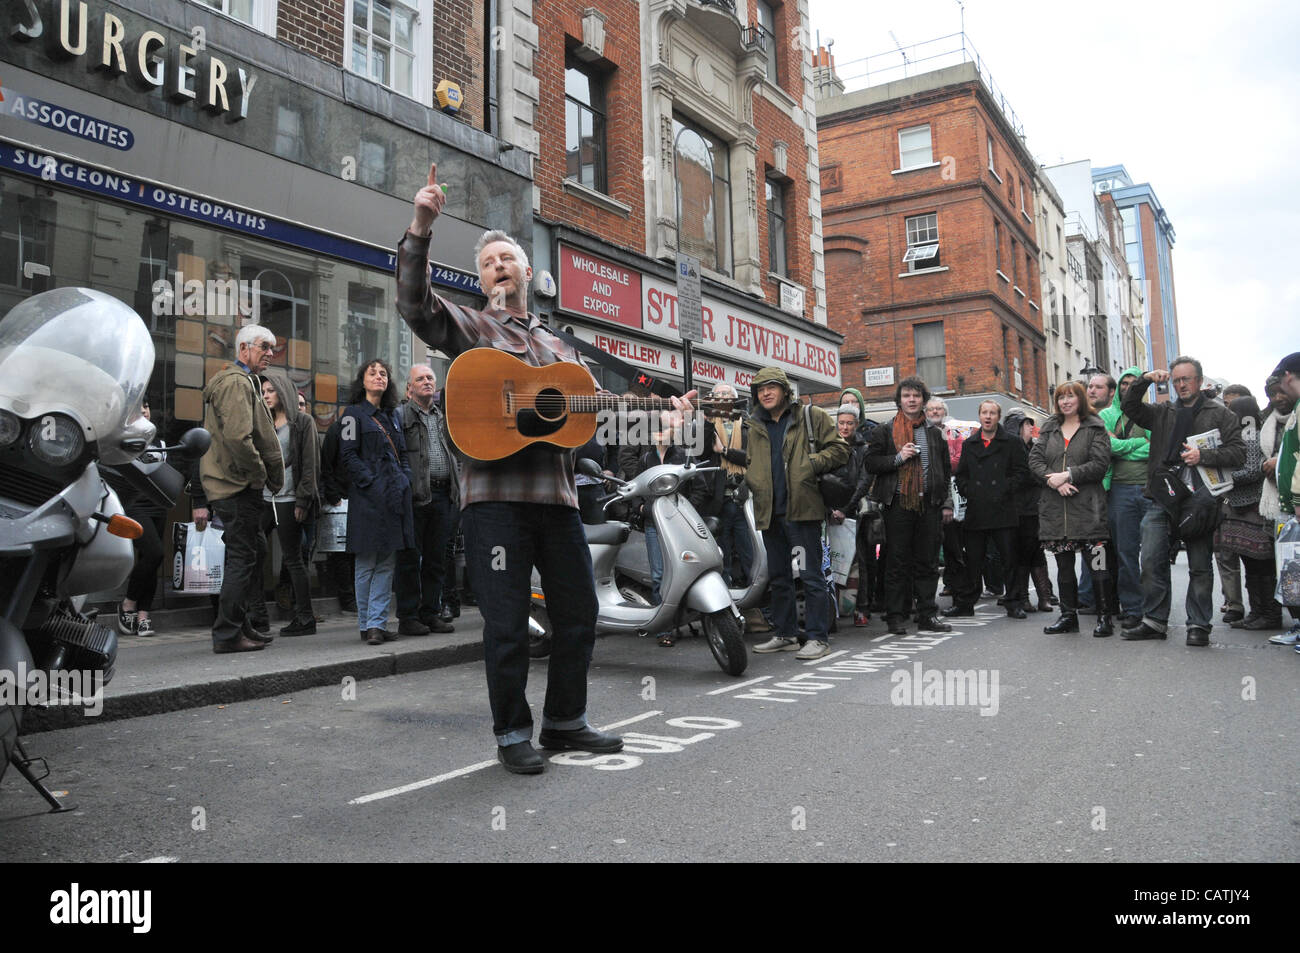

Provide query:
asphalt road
left=3, top=572, right=1296, bottom=863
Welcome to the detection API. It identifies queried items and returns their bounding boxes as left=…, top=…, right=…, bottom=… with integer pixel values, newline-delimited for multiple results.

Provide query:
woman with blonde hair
left=1029, top=380, right=1116, bottom=636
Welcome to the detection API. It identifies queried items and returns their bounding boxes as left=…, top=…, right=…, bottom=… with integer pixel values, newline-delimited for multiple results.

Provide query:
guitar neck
left=564, top=396, right=682, bottom=414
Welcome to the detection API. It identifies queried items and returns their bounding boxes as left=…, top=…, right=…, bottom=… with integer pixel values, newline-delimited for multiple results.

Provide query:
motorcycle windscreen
left=0, top=288, right=155, bottom=453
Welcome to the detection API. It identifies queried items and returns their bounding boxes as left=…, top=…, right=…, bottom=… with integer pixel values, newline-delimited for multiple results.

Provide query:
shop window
left=194, top=0, right=277, bottom=35
left=766, top=177, right=788, bottom=277
left=357, top=137, right=394, bottom=192
left=673, top=116, right=733, bottom=276
left=914, top=321, right=946, bottom=389
left=565, top=55, right=608, bottom=194
left=0, top=195, right=54, bottom=297
left=345, top=0, right=431, bottom=103
left=274, top=105, right=306, bottom=163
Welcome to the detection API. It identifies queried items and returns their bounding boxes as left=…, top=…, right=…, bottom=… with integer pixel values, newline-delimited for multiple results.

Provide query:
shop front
left=538, top=231, right=843, bottom=400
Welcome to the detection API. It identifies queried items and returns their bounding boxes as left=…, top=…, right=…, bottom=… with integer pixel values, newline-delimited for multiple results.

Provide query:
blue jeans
left=461, top=503, right=597, bottom=745
left=1108, top=483, right=1150, bottom=618
left=1140, top=505, right=1214, bottom=632
left=355, top=551, right=397, bottom=632
left=763, top=517, right=830, bottom=643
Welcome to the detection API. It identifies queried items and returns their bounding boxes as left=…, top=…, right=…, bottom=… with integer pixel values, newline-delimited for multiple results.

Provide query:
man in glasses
left=1119, top=356, right=1245, bottom=647
left=194, top=324, right=285, bottom=654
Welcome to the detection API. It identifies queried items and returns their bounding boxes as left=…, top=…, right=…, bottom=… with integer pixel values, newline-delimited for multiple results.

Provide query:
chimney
left=811, top=46, right=844, bottom=99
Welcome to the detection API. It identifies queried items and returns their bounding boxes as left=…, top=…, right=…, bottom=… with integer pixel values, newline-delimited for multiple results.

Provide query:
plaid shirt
left=396, top=230, right=596, bottom=510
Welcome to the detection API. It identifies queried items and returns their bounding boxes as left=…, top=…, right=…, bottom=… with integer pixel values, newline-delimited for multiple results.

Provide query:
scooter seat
left=584, top=521, right=631, bottom=545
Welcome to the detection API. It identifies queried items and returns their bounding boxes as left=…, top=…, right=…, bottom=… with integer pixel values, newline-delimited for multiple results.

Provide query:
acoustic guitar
left=443, top=348, right=740, bottom=461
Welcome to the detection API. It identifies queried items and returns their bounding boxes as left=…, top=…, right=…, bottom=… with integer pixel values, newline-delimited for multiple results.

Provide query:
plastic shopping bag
left=315, top=500, right=349, bottom=553
left=171, top=521, right=225, bottom=594
left=1275, top=517, right=1300, bottom=606
left=827, top=518, right=857, bottom=586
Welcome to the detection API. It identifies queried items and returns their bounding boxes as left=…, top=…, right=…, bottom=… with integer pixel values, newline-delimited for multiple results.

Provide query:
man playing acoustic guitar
left=397, top=162, right=695, bottom=774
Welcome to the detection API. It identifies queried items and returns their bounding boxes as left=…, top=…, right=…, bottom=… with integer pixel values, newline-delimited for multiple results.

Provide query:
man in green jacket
left=744, top=367, right=848, bottom=660
left=199, top=324, right=285, bottom=654
left=1101, top=367, right=1152, bottom=627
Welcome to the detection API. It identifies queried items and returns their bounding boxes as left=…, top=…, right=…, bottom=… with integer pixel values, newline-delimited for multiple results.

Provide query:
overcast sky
left=809, top=0, right=1297, bottom=396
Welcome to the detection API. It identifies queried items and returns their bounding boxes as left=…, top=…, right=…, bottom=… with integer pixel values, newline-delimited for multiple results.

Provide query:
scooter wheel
left=703, top=610, right=747, bottom=676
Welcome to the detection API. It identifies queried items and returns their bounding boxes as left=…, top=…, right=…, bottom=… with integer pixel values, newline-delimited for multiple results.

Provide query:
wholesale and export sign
left=558, top=243, right=839, bottom=388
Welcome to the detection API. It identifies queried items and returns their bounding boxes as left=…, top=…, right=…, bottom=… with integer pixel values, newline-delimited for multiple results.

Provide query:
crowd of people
left=118, top=158, right=1300, bottom=773
left=806, top=354, right=1300, bottom=652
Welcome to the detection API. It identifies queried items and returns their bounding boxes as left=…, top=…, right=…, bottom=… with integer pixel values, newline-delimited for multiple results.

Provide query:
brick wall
left=432, top=0, right=485, bottom=124
left=277, top=0, right=344, bottom=65
left=533, top=0, right=646, bottom=254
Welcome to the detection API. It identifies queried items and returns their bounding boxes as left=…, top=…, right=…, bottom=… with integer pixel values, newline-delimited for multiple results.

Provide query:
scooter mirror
left=576, top=458, right=604, bottom=479
left=177, top=427, right=211, bottom=457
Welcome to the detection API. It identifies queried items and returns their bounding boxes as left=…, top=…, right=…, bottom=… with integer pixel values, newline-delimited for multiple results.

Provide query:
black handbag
left=1152, top=465, right=1220, bottom=539
left=804, top=405, right=853, bottom=510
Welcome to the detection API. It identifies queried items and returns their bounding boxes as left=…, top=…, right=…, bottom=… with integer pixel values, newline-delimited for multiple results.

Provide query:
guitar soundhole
left=533, top=387, right=566, bottom=422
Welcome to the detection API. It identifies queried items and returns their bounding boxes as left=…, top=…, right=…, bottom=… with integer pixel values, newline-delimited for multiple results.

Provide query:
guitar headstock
left=698, top=397, right=744, bottom=420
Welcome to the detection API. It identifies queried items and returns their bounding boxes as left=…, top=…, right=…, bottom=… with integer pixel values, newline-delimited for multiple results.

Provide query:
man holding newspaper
left=1119, top=357, right=1246, bottom=647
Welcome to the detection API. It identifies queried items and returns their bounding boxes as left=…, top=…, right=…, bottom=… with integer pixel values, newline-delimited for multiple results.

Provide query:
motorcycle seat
left=584, top=521, right=631, bottom=545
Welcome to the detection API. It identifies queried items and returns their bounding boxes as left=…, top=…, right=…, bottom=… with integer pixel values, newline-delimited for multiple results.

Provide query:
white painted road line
left=350, top=760, right=497, bottom=804
left=706, top=675, right=771, bottom=695
left=140, top=857, right=178, bottom=863
left=805, top=649, right=848, bottom=665
left=598, top=710, right=663, bottom=731
left=871, top=634, right=891, bottom=642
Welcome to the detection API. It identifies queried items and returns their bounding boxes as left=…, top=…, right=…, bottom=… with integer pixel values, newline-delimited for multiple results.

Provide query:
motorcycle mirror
left=157, top=427, right=212, bottom=457
left=576, top=458, right=603, bottom=479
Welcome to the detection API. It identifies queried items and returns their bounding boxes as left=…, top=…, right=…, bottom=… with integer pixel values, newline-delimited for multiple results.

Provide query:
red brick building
left=816, top=58, right=1049, bottom=417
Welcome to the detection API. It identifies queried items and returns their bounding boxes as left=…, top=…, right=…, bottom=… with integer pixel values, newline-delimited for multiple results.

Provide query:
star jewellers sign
left=10, top=0, right=257, bottom=120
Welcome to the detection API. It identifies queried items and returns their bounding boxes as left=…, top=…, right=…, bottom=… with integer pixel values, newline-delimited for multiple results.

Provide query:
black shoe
left=365, top=627, right=389, bottom=645
left=497, top=741, right=545, bottom=775
left=1120, top=622, right=1166, bottom=641
left=441, top=604, right=459, bottom=621
left=942, top=605, right=974, bottom=617
left=1006, top=606, right=1027, bottom=620
left=425, top=618, right=454, bottom=633
left=398, top=618, right=431, bottom=636
left=247, top=615, right=271, bottom=634
left=280, top=617, right=317, bottom=637
left=1120, top=614, right=1142, bottom=630
left=1044, top=612, right=1079, bottom=634
left=915, top=617, right=953, bottom=633
left=538, top=726, right=624, bottom=753
left=338, top=598, right=358, bottom=615
left=1093, top=615, right=1114, bottom=637
left=887, top=619, right=908, bottom=635
left=1241, top=614, right=1284, bottom=631
left=213, top=634, right=266, bottom=654
left=1222, top=608, right=1245, bottom=624
left=242, top=621, right=274, bottom=644
left=1186, top=627, right=1210, bottom=646
left=1077, top=605, right=1098, bottom=616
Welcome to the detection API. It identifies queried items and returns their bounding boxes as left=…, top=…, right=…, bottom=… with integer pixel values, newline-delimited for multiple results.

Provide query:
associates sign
left=558, top=243, right=839, bottom=388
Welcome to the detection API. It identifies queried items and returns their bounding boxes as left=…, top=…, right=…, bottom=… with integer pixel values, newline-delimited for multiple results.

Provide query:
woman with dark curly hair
left=1029, top=380, right=1116, bottom=636
left=339, top=359, right=416, bottom=644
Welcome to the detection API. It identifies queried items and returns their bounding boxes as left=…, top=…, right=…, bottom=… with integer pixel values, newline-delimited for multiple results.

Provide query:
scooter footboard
left=683, top=571, right=736, bottom=615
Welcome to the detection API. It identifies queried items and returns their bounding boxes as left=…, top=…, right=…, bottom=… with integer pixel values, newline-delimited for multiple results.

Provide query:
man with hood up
left=1100, top=367, right=1152, bottom=628
left=744, top=367, right=849, bottom=660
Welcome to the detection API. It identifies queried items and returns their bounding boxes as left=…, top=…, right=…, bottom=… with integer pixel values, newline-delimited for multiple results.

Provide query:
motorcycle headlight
left=648, top=473, right=681, bottom=496
left=0, top=410, right=20, bottom=449
left=28, top=413, right=86, bottom=466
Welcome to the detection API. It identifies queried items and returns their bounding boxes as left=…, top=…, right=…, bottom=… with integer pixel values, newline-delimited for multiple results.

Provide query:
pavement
left=22, top=597, right=487, bottom=733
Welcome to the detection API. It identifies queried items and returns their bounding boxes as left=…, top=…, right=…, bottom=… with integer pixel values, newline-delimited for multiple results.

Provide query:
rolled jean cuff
left=541, top=712, right=588, bottom=732
left=1142, top=616, right=1168, bottom=634
left=496, top=727, right=533, bottom=746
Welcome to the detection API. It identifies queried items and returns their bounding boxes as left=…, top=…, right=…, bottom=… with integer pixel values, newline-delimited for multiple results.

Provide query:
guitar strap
left=542, top=323, right=683, bottom=398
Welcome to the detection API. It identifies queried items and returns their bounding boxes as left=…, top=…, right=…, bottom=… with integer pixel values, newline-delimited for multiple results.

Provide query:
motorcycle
left=0, top=287, right=207, bottom=811
left=531, top=457, right=749, bottom=675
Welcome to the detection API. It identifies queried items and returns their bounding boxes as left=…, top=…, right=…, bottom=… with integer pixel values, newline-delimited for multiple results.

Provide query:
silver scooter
left=532, top=457, right=748, bottom=675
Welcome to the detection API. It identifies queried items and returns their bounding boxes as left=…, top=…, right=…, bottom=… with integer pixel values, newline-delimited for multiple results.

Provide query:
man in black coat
left=945, top=400, right=1030, bottom=618
left=864, top=376, right=955, bottom=635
